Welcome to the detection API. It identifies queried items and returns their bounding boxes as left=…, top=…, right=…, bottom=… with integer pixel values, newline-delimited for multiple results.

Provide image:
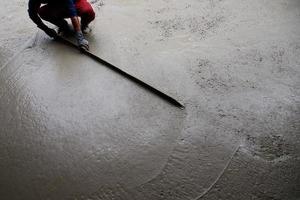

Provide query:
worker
left=28, top=0, right=95, bottom=50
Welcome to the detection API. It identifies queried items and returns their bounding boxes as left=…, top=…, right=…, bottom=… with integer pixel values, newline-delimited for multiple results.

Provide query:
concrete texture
left=0, top=0, right=300, bottom=199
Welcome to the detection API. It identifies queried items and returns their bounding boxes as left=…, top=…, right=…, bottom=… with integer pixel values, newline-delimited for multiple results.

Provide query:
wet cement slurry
left=1, top=0, right=300, bottom=200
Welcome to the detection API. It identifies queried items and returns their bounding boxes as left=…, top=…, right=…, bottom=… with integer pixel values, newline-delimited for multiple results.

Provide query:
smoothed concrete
left=0, top=0, right=299, bottom=199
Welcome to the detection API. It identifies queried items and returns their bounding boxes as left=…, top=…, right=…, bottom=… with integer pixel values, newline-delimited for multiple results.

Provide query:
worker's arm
left=28, top=0, right=57, bottom=38
left=71, top=17, right=81, bottom=32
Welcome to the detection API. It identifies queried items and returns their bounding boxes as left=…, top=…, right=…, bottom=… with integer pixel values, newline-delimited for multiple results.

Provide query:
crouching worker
left=28, top=0, right=95, bottom=50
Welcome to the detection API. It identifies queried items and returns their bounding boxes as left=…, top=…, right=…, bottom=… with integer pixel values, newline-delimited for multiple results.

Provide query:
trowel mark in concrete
left=198, top=148, right=300, bottom=200
left=69, top=97, right=244, bottom=200
left=77, top=138, right=241, bottom=200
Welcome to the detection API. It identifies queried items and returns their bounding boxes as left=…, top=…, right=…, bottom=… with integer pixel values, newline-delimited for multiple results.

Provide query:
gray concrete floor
left=0, top=0, right=300, bottom=199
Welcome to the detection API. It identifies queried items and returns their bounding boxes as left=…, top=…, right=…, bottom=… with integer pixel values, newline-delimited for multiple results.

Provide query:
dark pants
left=38, top=0, right=95, bottom=29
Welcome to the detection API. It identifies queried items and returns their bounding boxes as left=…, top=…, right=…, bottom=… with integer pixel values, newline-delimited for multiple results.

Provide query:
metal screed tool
left=56, top=36, right=184, bottom=109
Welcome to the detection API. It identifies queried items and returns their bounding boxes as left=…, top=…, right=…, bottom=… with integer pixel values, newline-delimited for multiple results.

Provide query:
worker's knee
left=81, top=6, right=95, bottom=21
left=89, top=9, right=96, bottom=21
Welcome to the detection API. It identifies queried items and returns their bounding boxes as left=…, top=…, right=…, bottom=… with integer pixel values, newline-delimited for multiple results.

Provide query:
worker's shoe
left=38, top=25, right=58, bottom=39
left=76, top=31, right=89, bottom=51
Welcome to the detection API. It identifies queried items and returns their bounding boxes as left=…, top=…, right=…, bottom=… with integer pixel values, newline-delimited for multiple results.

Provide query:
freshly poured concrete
left=0, top=0, right=300, bottom=199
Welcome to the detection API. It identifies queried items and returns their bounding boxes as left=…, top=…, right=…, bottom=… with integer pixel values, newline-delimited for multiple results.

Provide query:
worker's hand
left=76, top=31, right=89, bottom=51
left=37, top=25, right=58, bottom=39
left=44, top=27, right=58, bottom=39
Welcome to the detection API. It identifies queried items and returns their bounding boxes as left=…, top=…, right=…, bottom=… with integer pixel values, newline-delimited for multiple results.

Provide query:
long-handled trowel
left=55, top=36, right=184, bottom=109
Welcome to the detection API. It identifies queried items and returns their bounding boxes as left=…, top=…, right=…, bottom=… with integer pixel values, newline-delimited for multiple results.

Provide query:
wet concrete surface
left=1, top=0, right=300, bottom=200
